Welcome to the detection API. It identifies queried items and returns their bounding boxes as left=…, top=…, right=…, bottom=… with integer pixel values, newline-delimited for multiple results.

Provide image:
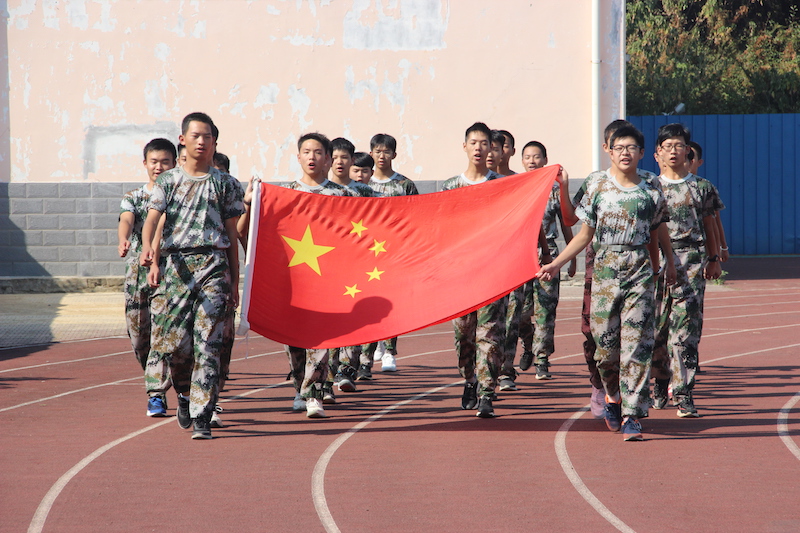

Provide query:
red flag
left=239, top=165, right=559, bottom=348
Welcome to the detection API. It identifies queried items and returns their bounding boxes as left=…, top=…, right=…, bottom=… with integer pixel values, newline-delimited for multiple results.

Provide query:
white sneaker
left=381, top=353, right=397, bottom=372
left=590, top=386, right=605, bottom=419
left=210, top=405, right=224, bottom=428
left=292, top=393, right=306, bottom=411
left=373, top=341, right=386, bottom=362
left=306, top=397, right=326, bottom=418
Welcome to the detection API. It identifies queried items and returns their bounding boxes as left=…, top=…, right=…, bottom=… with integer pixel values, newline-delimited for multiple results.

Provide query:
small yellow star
left=350, top=220, right=368, bottom=237
left=344, top=284, right=362, bottom=298
left=281, top=225, right=335, bottom=276
left=369, top=239, right=387, bottom=257
left=366, top=267, right=384, bottom=281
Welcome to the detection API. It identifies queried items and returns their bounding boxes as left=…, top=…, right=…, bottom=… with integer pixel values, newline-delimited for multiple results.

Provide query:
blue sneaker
left=603, top=401, right=622, bottom=432
left=622, top=418, right=643, bottom=441
left=147, top=396, right=167, bottom=417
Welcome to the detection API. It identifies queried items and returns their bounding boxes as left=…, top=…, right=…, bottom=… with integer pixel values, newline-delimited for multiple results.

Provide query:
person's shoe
left=677, top=395, right=700, bottom=418
left=147, top=396, right=167, bottom=417
left=373, top=342, right=386, bottom=362
left=652, top=379, right=669, bottom=410
left=590, top=386, right=606, bottom=419
left=210, top=405, right=224, bottom=428
left=381, top=353, right=397, bottom=372
left=292, top=393, right=306, bottom=411
left=191, top=414, right=212, bottom=440
left=176, top=394, right=191, bottom=429
left=519, top=350, right=534, bottom=371
left=621, top=417, right=643, bottom=441
left=356, top=364, right=373, bottom=381
left=336, top=366, right=357, bottom=392
left=306, top=397, right=327, bottom=418
left=604, top=399, right=622, bottom=432
left=476, top=395, right=496, bottom=418
left=322, top=384, right=337, bottom=404
left=461, top=381, right=478, bottom=410
left=498, top=377, right=517, bottom=391
left=535, top=362, right=552, bottom=380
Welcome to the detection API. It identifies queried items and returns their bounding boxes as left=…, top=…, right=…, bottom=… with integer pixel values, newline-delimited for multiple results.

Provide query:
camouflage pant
left=653, top=246, right=706, bottom=399
left=581, top=246, right=603, bottom=389
left=591, top=248, right=655, bottom=418
left=219, top=305, right=236, bottom=392
left=500, top=284, right=527, bottom=379
left=453, top=295, right=507, bottom=397
left=286, top=346, right=330, bottom=398
left=147, top=250, right=232, bottom=420
left=327, top=345, right=361, bottom=380
left=361, top=337, right=397, bottom=367
left=520, top=275, right=560, bottom=362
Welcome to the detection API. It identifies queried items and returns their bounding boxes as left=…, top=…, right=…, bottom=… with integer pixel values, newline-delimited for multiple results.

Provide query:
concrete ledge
left=0, top=276, right=125, bottom=294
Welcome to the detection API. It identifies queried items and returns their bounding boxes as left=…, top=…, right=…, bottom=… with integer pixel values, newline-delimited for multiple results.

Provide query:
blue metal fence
left=627, top=114, right=800, bottom=255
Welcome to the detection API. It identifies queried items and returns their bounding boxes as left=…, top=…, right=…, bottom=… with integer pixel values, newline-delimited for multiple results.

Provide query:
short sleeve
left=147, top=183, right=167, bottom=213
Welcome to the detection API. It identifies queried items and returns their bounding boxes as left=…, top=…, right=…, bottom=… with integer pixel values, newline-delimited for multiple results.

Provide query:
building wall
left=0, top=0, right=624, bottom=279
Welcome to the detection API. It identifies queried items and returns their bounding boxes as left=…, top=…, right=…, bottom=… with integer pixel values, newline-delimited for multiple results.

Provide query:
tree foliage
left=626, top=0, right=800, bottom=115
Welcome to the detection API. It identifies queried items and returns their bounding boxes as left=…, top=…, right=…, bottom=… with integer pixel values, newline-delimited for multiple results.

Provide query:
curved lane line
left=312, top=381, right=460, bottom=533
left=777, top=392, right=800, bottom=462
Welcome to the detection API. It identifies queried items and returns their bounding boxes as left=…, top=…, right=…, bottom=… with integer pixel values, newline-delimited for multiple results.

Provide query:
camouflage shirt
left=658, top=173, right=723, bottom=243
left=344, top=180, right=377, bottom=197
left=368, top=172, right=419, bottom=196
left=577, top=173, right=668, bottom=246
left=148, top=166, right=245, bottom=251
left=120, top=183, right=155, bottom=262
left=285, top=178, right=352, bottom=196
left=440, top=171, right=503, bottom=191
left=572, top=168, right=660, bottom=208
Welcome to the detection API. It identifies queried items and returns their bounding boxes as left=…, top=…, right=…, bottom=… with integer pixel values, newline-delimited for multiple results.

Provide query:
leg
left=531, top=274, right=560, bottom=379
left=453, top=312, right=478, bottom=409
left=125, top=261, right=152, bottom=371
left=500, top=284, right=525, bottom=385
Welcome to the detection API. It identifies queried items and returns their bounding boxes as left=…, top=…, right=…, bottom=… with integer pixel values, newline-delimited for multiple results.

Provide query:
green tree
left=626, top=0, right=800, bottom=115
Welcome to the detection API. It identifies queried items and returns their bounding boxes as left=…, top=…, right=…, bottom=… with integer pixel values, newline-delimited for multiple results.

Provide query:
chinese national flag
left=239, top=165, right=559, bottom=348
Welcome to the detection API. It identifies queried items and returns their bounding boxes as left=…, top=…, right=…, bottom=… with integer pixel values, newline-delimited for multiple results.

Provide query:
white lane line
left=777, top=392, right=800, bottom=462
left=0, top=335, right=128, bottom=351
left=312, top=381, right=460, bottom=533
left=703, top=343, right=800, bottom=364
left=554, top=407, right=636, bottom=533
left=27, top=379, right=292, bottom=533
left=0, top=351, right=130, bottom=374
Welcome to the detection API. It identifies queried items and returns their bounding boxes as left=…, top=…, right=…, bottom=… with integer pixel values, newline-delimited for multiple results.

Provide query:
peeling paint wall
left=2, top=0, right=624, bottom=184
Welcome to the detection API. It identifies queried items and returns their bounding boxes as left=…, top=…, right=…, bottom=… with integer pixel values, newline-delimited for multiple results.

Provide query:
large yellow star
left=350, top=220, right=368, bottom=237
left=344, top=284, right=362, bottom=298
left=369, top=239, right=387, bottom=257
left=281, top=225, right=335, bottom=276
left=366, top=267, right=384, bottom=281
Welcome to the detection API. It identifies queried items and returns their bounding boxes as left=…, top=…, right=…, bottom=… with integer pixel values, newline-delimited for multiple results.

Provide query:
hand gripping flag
left=239, top=165, right=559, bottom=348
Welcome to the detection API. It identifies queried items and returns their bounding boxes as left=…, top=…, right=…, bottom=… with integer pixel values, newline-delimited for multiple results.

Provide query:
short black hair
left=490, top=129, right=506, bottom=146
left=656, top=123, right=690, bottom=147
left=143, top=138, right=177, bottom=160
left=522, top=140, right=547, bottom=159
left=609, top=125, right=645, bottom=151
left=498, top=129, right=515, bottom=148
left=603, top=119, right=634, bottom=144
left=370, top=133, right=397, bottom=152
left=181, top=112, right=216, bottom=138
left=331, top=137, right=356, bottom=157
left=297, top=132, right=333, bottom=156
left=353, top=152, right=374, bottom=168
left=465, top=122, right=491, bottom=141
left=688, top=140, right=703, bottom=160
left=213, top=152, right=230, bottom=173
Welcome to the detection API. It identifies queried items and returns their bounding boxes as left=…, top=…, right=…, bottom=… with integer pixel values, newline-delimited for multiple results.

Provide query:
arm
left=139, top=209, right=162, bottom=267
left=558, top=216, right=577, bottom=277
left=236, top=176, right=259, bottom=250
left=225, top=217, right=240, bottom=309
left=702, top=214, right=721, bottom=279
left=657, top=224, right=676, bottom=285
left=147, top=214, right=166, bottom=288
left=117, top=212, right=135, bottom=257
left=538, top=227, right=552, bottom=265
left=715, top=212, right=729, bottom=261
left=536, top=223, right=595, bottom=281
left=557, top=168, right=580, bottom=227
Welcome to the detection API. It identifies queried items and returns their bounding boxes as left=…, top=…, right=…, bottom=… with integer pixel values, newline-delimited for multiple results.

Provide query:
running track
left=1, top=276, right=799, bottom=532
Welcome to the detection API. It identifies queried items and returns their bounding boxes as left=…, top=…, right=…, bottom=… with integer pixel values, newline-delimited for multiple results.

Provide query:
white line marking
left=0, top=335, right=128, bottom=351
left=554, top=407, right=636, bottom=533
left=777, top=392, right=800, bottom=462
left=703, top=343, right=800, bottom=364
left=312, top=381, right=460, bottom=533
left=0, top=351, right=130, bottom=374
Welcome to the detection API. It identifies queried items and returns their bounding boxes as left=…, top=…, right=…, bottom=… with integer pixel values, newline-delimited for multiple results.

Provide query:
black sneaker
left=604, top=401, right=622, bottom=432
left=476, top=396, right=496, bottom=418
left=336, top=365, right=357, bottom=392
left=535, top=363, right=552, bottom=380
left=652, top=379, right=669, bottom=410
left=322, top=383, right=337, bottom=404
left=177, top=394, right=191, bottom=429
left=356, top=364, right=373, bottom=381
left=498, top=377, right=517, bottom=391
left=519, top=350, right=534, bottom=371
left=191, top=414, right=212, bottom=440
left=461, top=381, right=478, bottom=410
left=677, top=395, right=699, bottom=418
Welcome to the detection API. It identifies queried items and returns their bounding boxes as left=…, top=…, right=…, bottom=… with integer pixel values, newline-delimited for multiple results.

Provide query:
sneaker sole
left=307, top=410, right=327, bottom=418
left=191, top=432, right=212, bottom=440
left=623, top=433, right=643, bottom=441
left=337, top=381, right=356, bottom=392
left=498, top=384, right=517, bottom=391
left=677, top=410, right=700, bottom=418
left=147, top=411, right=167, bottom=417
left=476, top=410, right=496, bottom=418
left=535, top=374, right=552, bottom=380
left=210, top=419, right=224, bottom=429
left=322, top=396, right=337, bottom=405
left=381, top=367, right=397, bottom=372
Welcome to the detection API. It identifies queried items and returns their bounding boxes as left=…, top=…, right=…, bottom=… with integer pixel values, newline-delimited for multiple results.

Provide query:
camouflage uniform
left=442, top=172, right=506, bottom=397
left=146, top=166, right=244, bottom=420
left=576, top=173, right=668, bottom=418
left=284, top=179, right=352, bottom=398
left=653, top=174, right=722, bottom=401
left=364, top=172, right=419, bottom=358
left=574, top=169, right=659, bottom=390
left=120, top=185, right=172, bottom=397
